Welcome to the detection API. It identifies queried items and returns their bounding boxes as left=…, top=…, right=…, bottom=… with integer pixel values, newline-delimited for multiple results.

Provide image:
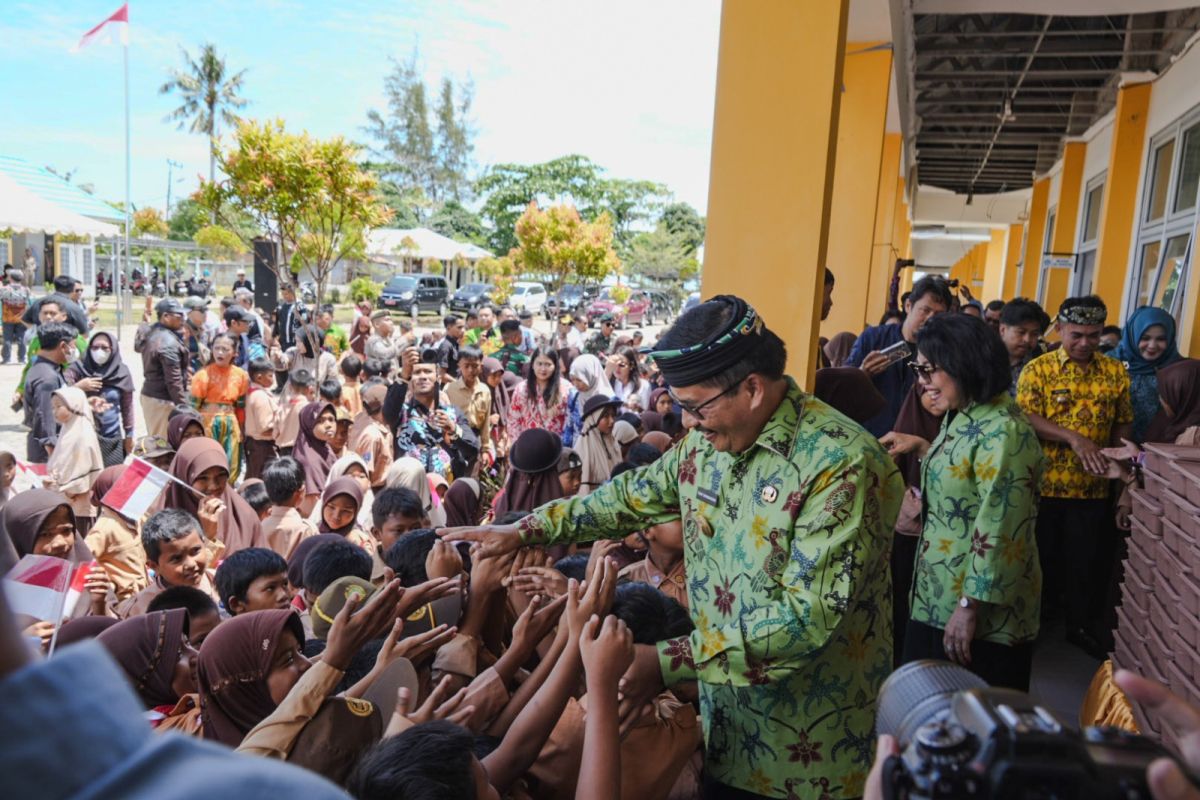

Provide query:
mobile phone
left=878, top=340, right=911, bottom=367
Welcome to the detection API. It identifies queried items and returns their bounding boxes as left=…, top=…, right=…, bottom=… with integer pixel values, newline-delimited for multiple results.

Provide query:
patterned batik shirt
left=1016, top=348, right=1132, bottom=499
left=521, top=380, right=904, bottom=799
left=911, top=394, right=1044, bottom=645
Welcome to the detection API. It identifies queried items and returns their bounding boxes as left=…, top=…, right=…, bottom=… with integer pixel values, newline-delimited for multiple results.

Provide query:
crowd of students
left=4, top=268, right=1200, bottom=800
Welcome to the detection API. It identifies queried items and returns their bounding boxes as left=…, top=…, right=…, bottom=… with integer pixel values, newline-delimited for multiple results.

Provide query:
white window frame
left=1129, top=104, right=1200, bottom=317
left=1073, top=173, right=1105, bottom=296
left=1038, top=205, right=1057, bottom=305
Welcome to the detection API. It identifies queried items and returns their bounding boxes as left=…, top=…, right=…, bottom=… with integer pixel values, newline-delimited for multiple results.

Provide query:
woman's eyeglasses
left=909, top=362, right=939, bottom=382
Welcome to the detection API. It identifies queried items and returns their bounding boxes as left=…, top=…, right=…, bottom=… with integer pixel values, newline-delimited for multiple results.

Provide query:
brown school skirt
left=244, top=437, right=279, bottom=481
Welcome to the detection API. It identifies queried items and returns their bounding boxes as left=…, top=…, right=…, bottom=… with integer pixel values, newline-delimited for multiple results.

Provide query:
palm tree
left=159, top=43, right=248, bottom=203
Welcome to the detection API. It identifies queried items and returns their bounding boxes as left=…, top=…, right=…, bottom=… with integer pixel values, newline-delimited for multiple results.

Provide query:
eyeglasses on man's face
left=668, top=378, right=746, bottom=422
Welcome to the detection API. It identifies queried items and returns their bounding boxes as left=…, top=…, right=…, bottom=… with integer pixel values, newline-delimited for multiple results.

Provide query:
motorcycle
left=300, top=281, right=317, bottom=304
left=130, top=269, right=146, bottom=296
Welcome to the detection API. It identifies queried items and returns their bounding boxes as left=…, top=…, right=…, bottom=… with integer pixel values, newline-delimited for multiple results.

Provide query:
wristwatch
left=958, top=596, right=977, bottom=610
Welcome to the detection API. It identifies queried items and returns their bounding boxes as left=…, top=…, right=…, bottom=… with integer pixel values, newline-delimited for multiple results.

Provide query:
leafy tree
left=132, top=207, right=169, bottom=238
left=365, top=49, right=474, bottom=205
left=197, top=118, right=392, bottom=302
left=511, top=202, right=620, bottom=294
left=348, top=276, right=383, bottom=303
left=476, top=155, right=604, bottom=255
left=159, top=43, right=249, bottom=191
left=429, top=200, right=487, bottom=247
left=659, top=202, right=706, bottom=255
left=168, top=198, right=209, bottom=240
left=595, top=178, right=670, bottom=253
left=625, top=224, right=699, bottom=291
left=364, top=164, right=424, bottom=229
left=474, top=254, right=519, bottom=303
left=193, top=225, right=248, bottom=260
left=427, top=257, right=443, bottom=275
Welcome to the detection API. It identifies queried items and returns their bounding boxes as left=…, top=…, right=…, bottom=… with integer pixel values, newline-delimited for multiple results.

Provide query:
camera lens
left=876, top=660, right=987, bottom=744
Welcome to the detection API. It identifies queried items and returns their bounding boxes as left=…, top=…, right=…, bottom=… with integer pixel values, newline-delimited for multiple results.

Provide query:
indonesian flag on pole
left=101, top=457, right=173, bottom=521
left=3, top=555, right=76, bottom=622
left=73, top=3, right=129, bottom=52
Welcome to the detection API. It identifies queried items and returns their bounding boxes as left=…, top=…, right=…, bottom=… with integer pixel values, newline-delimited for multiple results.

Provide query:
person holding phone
left=846, top=276, right=954, bottom=437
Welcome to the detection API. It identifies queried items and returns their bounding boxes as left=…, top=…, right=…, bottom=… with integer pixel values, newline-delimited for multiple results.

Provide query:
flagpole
left=120, top=35, right=130, bottom=339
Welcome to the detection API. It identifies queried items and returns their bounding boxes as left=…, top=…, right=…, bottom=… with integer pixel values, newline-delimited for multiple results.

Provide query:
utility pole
left=166, top=159, right=183, bottom=217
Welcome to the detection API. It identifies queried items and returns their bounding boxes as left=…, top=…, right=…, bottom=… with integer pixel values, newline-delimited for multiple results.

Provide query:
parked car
left=545, top=284, right=596, bottom=319
left=449, top=282, right=494, bottom=313
left=380, top=273, right=449, bottom=317
left=585, top=287, right=652, bottom=328
left=509, top=281, right=548, bottom=314
left=644, top=290, right=675, bottom=326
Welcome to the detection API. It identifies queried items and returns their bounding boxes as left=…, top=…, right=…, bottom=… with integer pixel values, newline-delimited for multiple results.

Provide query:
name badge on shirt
left=697, top=487, right=719, bottom=506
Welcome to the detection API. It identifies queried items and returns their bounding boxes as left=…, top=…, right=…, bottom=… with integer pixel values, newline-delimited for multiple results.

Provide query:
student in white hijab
left=563, top=354, right=615, bottom=447
left=44, top=387, right=104, bottom=523
left=309, top=453, right=375, bottom=530
left=383, top=457, right=446, bottom=526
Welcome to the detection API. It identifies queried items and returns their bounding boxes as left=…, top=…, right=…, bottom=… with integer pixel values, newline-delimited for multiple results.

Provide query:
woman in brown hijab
left=163, top=438, right=266, bottom=556
left=291, top=402, right=339, bottom=508
left=493, top=429, right=566, bottom=518
left=316, top=477, right=373, bottom=551
left=813, top=367, right=887, bottom=425
left=1143, top=359, right=1200, bottom=444
left=96, top=607, right=201, bottom=734
left=823, top=332, right=858, bottom=368
left=442, top=478, right=482, bottom=527
left=168, top=412, right=206, bottom=452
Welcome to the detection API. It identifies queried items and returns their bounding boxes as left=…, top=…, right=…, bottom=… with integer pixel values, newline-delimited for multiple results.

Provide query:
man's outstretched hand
left=439, top=524, right=524, bottom=560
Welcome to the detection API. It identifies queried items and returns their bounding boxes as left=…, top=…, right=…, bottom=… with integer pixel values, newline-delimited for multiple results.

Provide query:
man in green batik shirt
left=445, top=296, right=904, bottom=800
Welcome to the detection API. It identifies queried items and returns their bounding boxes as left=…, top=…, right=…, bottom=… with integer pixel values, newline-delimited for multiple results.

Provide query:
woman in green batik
left=881, top=313, right=1044, bottom=691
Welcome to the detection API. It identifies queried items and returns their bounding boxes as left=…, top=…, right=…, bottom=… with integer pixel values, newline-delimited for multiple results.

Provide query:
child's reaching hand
left=579, top=614, right=634, bottom=692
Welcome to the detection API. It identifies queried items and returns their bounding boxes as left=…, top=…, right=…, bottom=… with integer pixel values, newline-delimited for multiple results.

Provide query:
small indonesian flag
left=3, top=556, right=92, bottom=623
left=72, top=3, right=129, bottom=52
left=101, top=457, right=172, bottom=521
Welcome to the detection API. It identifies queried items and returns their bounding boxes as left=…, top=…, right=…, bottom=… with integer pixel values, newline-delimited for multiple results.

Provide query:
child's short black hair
left=142, top=508, right=202, bottom=562
left=264, top=457, right=306, bottom=504
left=554, top=553, right=589, bottom=582
left=610, top=582, right=693, bottom=644
left=214, top=548, right=288, bottom=615
left=237, top=480, right=271, bottom=515
left=609, top=462, right=635, bottom=479
left=371, top=487, right=425, bottom=529
left=362, top=358, right=387, bottom=380
left=383, top=529, right=436, bottom=586
left=626, top=443, right=661, bottom=467
left=340, top=354, right=363, bottom=380
left=288, top=367, right=314, bottom=390
left=458, top=345, right=483, bottom=363
left=146, top=584, right=220, bottom=618
left=302, top=538, right=372, bottom=594
left=319, top=378, right=343, bottom=403
left=348, top=720, right=476, bottom=800
left=248, top=357, right=274, bottom=377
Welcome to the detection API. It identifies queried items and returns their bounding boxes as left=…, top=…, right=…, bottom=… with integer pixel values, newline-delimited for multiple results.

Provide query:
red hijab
left=163, top=438, right=266, bottom=554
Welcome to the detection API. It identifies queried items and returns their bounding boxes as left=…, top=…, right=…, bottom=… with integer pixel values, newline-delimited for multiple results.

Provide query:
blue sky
left=0, top=0, right=720, bottom=220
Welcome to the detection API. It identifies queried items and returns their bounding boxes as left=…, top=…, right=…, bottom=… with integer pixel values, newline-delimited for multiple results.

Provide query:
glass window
left=1082, top=183, right=1103, bottom=243
left=1044, top=209, right=1057, bottom=251
left=1137, top=240, right=1162, bottom=307
left=1148, top=139, right=1176, bottom=222
left=1075, top=250, right=1097, bottom=296
left=1154, top=234, right=1191, bottom=310
left=1175, top=124, right=1200, bottom=214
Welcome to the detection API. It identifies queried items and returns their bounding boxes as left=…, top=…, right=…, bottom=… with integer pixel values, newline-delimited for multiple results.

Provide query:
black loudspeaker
left=253, top=238, right=279, bottom=314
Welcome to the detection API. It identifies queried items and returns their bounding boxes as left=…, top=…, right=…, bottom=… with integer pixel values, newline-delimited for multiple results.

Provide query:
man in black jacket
left=23, top=322, right=73, bottom=462
left=21, top=274, right=90, bottom=336
left=139, top=298, right=189, bottom=439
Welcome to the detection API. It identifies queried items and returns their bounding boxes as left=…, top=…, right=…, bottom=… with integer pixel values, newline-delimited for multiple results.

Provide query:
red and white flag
left=101, top=457, right=173, bottom=521
left=72, top=3, right=129, bottom=52
left=2, top=555, right=81, bottom=623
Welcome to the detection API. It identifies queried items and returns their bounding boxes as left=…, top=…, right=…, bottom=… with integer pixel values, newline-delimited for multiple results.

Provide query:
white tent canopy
left=367, top=227, right=491, bottom=263
left=0, top=171, right=118, bottom=238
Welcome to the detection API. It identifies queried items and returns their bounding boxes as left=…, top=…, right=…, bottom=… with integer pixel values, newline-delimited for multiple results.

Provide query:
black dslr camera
left=876, top=660, right=1190, bottom=799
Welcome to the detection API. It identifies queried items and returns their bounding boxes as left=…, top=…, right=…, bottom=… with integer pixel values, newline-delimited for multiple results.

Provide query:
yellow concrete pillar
left=700, top=0, right=849, bottom=388
left=866, top=133, right=903, bottom=325
left=1020, top=178, right=1051, bottom=299
left=1002, top=223, right=1024, bottom=299
left=893, top=178, right=914, bottom=301
left=820, top=40, right=894, bottom=340
left=1044, top=141, right=1088, bottom=315
left=1095, top=82, right=1152, bottom=314
left=981, top=228, right=1009, bottom=303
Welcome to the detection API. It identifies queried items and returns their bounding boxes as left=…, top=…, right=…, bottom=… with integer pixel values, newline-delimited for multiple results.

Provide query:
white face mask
left=90, top=348, right=111, bottom=365
left=64, top=346, right=80, bottom=363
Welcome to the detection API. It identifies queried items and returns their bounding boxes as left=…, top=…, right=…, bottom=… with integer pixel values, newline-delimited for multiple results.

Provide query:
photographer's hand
left=864, top=735, right=899, bottom=800
left=1115, top=669, right=1200, bottom=800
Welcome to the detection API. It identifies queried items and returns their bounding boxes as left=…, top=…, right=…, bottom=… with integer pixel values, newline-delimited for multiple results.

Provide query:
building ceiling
left=899, top=7, right=1200, bottom=196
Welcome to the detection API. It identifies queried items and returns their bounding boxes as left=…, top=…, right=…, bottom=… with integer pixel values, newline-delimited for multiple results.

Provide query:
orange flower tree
left=510, top=201, right=620, bottom=294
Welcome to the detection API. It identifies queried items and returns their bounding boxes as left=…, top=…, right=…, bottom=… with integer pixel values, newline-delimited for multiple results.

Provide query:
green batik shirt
left=911, top=394, right=1044, bottom=645
left=522, top=380, right=903, bottom=799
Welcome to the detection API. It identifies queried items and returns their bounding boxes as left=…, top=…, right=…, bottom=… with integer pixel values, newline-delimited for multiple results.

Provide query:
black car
left=379, top=273, right=449, bottom=316
left=545, top=284, right=596, bottom=320
left=450, top=282, right=494, bottom=313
